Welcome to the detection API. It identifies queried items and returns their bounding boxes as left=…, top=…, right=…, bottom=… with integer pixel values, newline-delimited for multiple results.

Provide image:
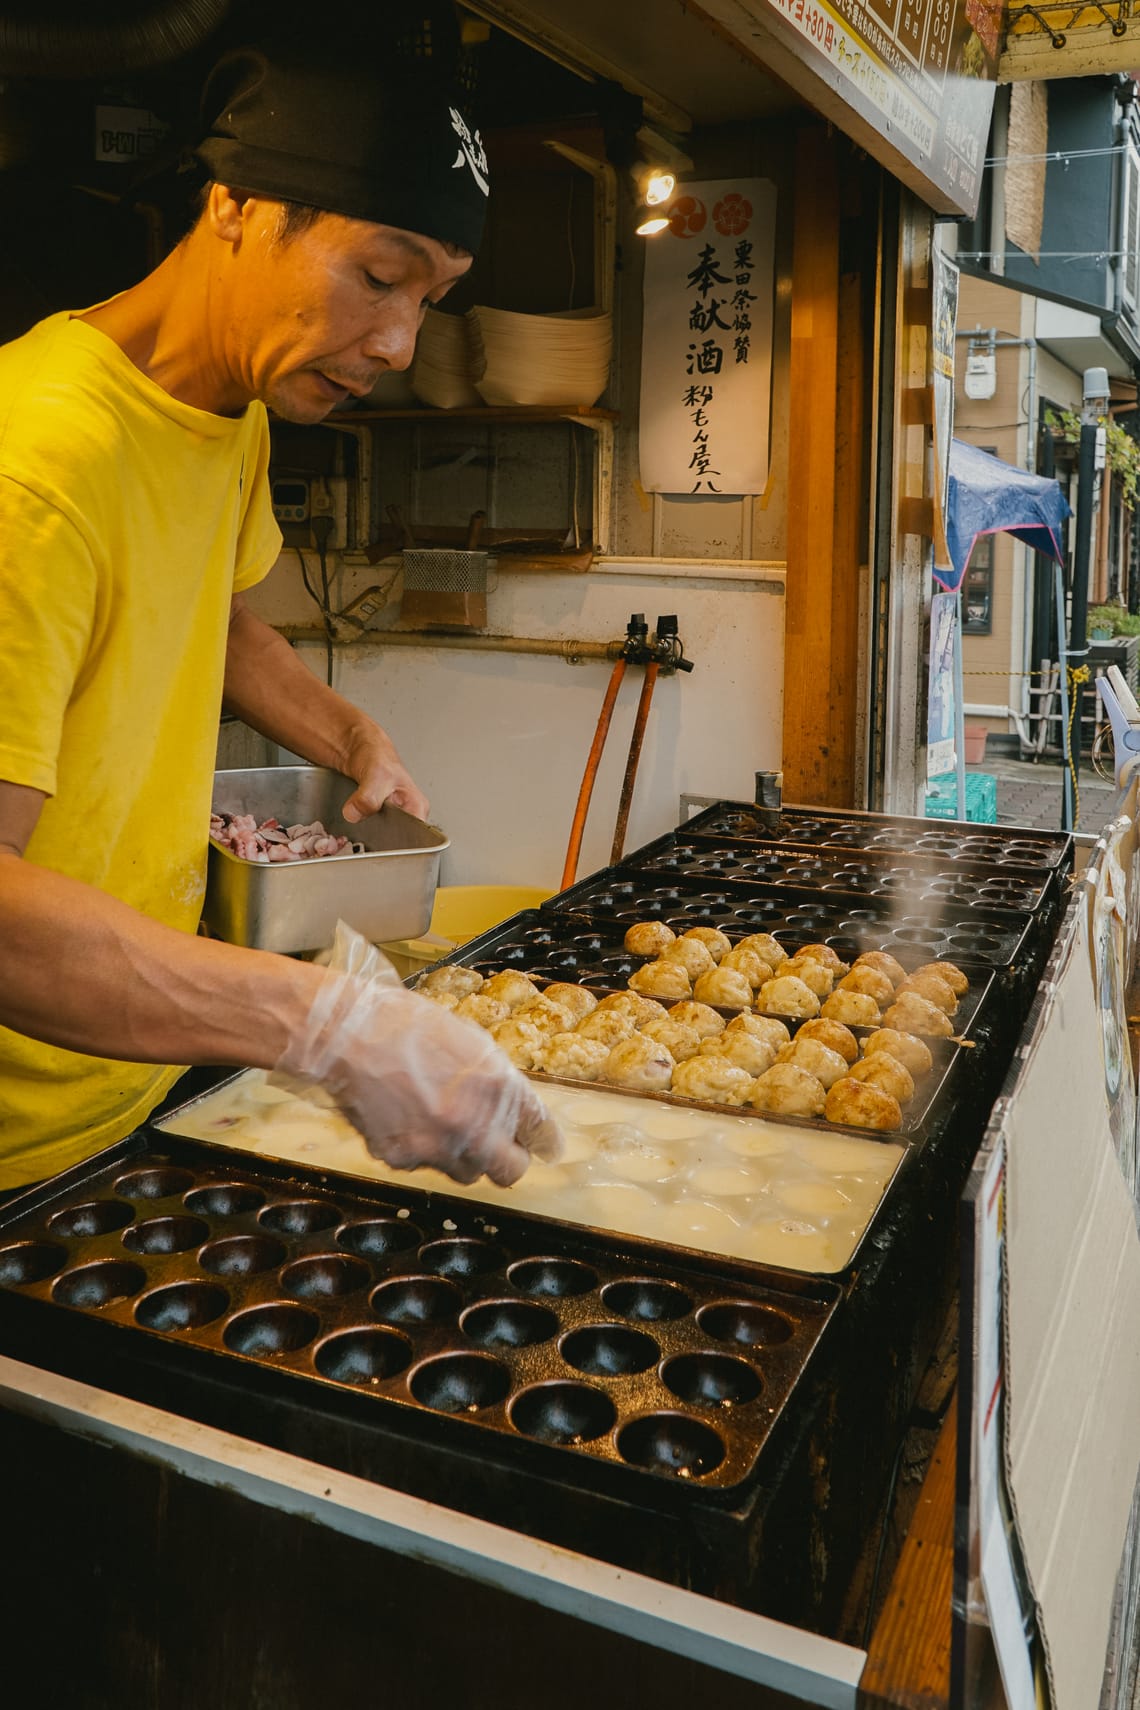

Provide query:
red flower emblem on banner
left=713, top=193, right=752, bottom=236
left=668, top=196, right=707, bottom=237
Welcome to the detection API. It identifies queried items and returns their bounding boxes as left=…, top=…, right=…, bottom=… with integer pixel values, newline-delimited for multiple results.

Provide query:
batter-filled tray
left=0, top=1132, right=841, bottom=1502
left=680, top=801, right=1072, bottom=873
left=619, top=832, right=1050, bottom=916
left=158, top=1077, right=909, bottom=1275
left=543, top=872, right=1030, bottom=968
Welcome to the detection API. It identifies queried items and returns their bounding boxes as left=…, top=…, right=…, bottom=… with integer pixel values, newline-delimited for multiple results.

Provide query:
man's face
left=219, top=196, right=472, bottom=423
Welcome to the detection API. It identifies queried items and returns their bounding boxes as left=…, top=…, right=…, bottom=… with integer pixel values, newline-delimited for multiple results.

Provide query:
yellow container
left=379, top=884, right=554, bottom=979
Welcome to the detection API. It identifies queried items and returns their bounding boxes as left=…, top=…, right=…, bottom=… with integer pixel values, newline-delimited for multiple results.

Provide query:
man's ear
left=206, top=183, right=254, bottom=243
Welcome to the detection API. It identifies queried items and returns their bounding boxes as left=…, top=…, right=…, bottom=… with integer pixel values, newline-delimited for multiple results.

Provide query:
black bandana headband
left=195, top=48, right=490, bottom=255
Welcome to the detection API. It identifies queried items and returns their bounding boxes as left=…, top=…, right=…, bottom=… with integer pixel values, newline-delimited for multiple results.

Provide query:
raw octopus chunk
left=210, top=812, right=363, bottom=864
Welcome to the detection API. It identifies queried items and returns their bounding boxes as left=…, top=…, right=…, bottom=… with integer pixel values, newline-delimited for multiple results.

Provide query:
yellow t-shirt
left=0, top=310, right=282, bottom=1186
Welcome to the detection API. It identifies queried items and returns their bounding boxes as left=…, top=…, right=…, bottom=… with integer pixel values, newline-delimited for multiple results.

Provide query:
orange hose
left=610, top=661, right=658, bottom=864
left=561, top=656, right=627, bottom=889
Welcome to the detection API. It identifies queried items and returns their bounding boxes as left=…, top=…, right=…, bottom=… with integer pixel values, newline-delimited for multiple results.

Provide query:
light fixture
left=630, top=123, right=691, bottom=237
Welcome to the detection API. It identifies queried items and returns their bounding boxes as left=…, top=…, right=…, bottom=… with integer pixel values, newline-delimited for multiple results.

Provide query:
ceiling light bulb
left=644, top=170, right=675, bottom=206
left=636, top=213, right=671, bottom=237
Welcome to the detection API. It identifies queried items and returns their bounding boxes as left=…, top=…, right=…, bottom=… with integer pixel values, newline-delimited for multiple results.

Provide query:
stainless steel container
left=204, top=767, right=449, bottom=954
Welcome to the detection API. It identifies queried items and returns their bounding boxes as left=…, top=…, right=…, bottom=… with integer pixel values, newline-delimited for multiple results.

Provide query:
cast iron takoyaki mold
left=680, top=802, right=1072, bottom=872
left=0, top=1136, right=839, bottom=1502
left=542, top=872, right=1030, bottom=969
left=619, top=832, right=1050, bottom=916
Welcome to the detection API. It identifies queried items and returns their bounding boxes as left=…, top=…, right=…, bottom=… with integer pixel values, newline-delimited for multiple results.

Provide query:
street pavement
left=966, top=749, right=1120, bottom=835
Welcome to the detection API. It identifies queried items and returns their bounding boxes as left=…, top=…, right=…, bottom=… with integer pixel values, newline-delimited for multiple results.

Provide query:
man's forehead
left=332, top=215, right=472, bottom=276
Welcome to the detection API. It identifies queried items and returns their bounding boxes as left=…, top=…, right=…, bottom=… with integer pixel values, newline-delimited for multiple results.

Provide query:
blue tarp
left=935, top=437, right=1071, bottom=593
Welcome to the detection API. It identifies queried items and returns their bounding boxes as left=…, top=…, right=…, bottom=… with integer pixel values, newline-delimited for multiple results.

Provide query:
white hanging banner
left=639, top=179, right=775, bottom=497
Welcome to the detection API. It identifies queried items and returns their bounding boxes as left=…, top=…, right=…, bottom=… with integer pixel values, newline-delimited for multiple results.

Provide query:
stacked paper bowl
left=410, top=308, right=482, bottom=409
left=468, top=305, right=612, bottom=407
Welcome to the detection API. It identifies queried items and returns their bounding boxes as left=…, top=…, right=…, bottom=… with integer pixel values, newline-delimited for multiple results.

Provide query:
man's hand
left=223, top=597, right=430, bottom=820
left=339, top=723, right=430, bottom=823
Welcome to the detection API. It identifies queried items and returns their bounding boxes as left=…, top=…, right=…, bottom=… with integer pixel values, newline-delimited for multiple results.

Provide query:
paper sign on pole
left=639, top=179, right=775, bottom=496
left=927, top=590, right=958, bottom=779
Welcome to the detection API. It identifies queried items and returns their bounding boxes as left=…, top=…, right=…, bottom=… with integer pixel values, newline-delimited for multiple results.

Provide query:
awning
left=935, top=437, right=1071, bottom=594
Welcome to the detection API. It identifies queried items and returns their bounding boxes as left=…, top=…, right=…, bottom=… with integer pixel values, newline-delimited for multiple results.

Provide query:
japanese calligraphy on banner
left=639, top=179, right=775, bottom=497
left=698, top=0, right=997, bottom=217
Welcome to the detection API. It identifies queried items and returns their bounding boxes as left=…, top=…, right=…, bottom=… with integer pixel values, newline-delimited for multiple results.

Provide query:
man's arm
left=0, top=781, right=323, bottom=1068
left=222, top=596, right=430, bottom=822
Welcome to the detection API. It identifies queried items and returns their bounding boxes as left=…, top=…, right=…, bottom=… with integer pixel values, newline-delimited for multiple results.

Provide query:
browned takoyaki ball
left=693, top=967, right=754, bottom=1010
left=913, top=960, right=968, bottom=995
left=820, top=989, right=881, bottom=1027
left=881, top=993, right=954, bottom=1038
left=774, top=1037, right=850, bottom=1090
left=862, top=1028, right=933, bottom=1078
left=852, top=950, right=906, bottom=988
left=836, top=966, right=894, bottom=1007
left=678, top=926, right=733, bottom=961
left=844, top=1052, right=915, bottom=1104
left=824, top=1077, right=902, bottom=1131
left=749, top=1063, right=826, bottom=1117
left=623, top=921, right=677, bottom=957
left=896, top=971, right=958, bottom=1015
left=629, top=960, right=692, bottom=1001
left=795, top=1018, right=860, bottom=1064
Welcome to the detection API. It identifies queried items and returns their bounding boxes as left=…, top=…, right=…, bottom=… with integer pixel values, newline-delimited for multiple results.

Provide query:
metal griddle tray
left=681, top=801, right=1072, bottom=874
left=619, top=830, right=1051, bottom=916
left=0, top=1134, right=841, bottom=1504
left=543, top=868, right=1032, bottom=969
left=425, top=911, right=993, bottom=1143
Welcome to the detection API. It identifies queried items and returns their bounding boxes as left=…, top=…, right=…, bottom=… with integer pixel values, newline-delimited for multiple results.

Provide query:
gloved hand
left=270, top=922, right=562, bottom=1187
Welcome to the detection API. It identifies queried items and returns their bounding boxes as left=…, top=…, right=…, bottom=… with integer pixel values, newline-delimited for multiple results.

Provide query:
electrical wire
left=294, top=546, right=335, bottom=688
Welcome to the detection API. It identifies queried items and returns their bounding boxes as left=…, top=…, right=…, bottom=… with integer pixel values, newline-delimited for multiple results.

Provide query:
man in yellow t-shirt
left=0, top=42, right=557, bottom=1194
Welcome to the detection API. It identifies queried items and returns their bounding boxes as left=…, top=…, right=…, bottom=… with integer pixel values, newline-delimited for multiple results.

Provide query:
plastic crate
left=924, top=772, right=998, bottom=824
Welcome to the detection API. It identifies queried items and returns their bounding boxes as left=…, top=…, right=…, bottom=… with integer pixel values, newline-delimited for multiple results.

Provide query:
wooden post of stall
left=783, top=127, right=863, bottom=807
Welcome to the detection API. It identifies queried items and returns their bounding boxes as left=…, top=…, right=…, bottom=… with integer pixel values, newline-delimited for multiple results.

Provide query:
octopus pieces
left=210, top=812, right=360, bottom=864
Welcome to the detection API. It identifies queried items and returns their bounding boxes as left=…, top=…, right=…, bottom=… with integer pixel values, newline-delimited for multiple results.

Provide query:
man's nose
left=360, top=301, right=421, bottom=373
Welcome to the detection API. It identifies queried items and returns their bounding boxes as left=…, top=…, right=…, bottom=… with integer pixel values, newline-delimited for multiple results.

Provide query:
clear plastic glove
left=270, top=922, right=562, bottom=1187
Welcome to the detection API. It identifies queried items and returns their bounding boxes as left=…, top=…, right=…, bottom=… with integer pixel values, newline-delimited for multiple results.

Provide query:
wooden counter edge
left=858, top=1394, right=956, bottom=1709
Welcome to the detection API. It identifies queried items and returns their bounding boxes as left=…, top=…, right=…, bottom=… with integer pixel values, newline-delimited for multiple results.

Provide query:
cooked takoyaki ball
left=640, top=1017, right=703, bottom=1063
left=736, top=933, right=789, bottom=970
left=603, top=1033, right=676, bottom=1094
left=726, top=1012, right=791, bottom=1050
left=623, top=921, right=677, bottom=958
left=824, top=1077, right=902, bottom=1131
left=820, top=989, right=881, bottom=1027
left=576, top=1008, right=638, bottom=1048
left=668, top=1000, right=727, bottom=1039
left=536, top=1032, right=610, bottom=1082
left=489, top=1017, right=546, bottom=1070
left=597, top=992, right=666, bottom=1027
left=756, top=974, right=821, bottom=1019
left=881, top=993, right=954, bottom=1038
left=540, top=982, right=598, bottom=1024
left=699, top=1029, right=778, bottom=1076
left=679, top=926, right=732, bottom=962
left=775, top=1037, right=850, bottom=1090
left=418, top=965, right=485, bottom=1000
left=515, top=997, right=576, bottom=1037
left=913, top=960, right=968, bottom=996
left=794, top=1018, right=859, bottom=1064
left=421, top=989, right=459, bottom=1011
left=791, top=943, right=848, bottom=974
left=852, top=950, right=906, bottom=988
left=783, top=955, right=834, bottom=998
left=454, top=994, right=510, bottom=1028
left=661, top=937, right=716, bottom=979
left=693, top=967, right=754, bottom=1010
left=749, top=1064, right=826, bottom=1118
left=836, top=965, right=894, bottom=1007
left=896, top=971, right=958, bottom=1016
left=671, top=1056, right=755, bottom=1107
left=719, top=946, right=769, bottom=990
left=629, top=959, right=692, bottom=1002
left=863, top=1028, right=933, bottom=1079
left=844, top=1052, right=914, bottom=1104
left=482, top=970, right=541, bottom=1011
